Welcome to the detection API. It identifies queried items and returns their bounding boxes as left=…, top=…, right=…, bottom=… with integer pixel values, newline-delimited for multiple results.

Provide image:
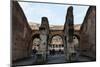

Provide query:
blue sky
left=19, top=2, right=89, bottom=25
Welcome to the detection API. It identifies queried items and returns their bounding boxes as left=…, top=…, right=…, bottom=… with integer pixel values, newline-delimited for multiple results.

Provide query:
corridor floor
left=12, top=54, right=93, bottom=66
left=47, top=54, right=67, bottom=64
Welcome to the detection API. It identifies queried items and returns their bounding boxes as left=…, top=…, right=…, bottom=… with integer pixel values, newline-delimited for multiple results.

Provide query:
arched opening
left=73, top=34, right=80, bottom=53
left=73, top=34, right=80, bottom=41
left=48, top=35, right=64, bottom=55
left=32, top=34, right=40, bottom=56
left=66, top=34, right=80, bottom=60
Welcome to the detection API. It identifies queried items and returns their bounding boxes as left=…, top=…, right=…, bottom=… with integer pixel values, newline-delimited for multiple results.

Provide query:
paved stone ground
left=12, top=55, right=37, bottom=66
left=47, top=54, right=92, bottom=64
left=12, top=54, right=93, bottom=66
left=47, top=54, right=67, bottom=64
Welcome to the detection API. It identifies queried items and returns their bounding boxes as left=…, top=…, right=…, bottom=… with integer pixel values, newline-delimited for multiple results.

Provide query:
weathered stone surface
left=63, top=6, right=75, bottom=61
left=36, top=17, right=50, bottom=62
left=12, top=1, right=96, bottom=63
left=12, top=1, right=32, bottom=62
left=80, top=6, right=96, bottom=59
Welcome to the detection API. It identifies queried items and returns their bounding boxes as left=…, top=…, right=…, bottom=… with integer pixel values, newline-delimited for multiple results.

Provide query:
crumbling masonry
left=12, top=1, right=96, bottom=63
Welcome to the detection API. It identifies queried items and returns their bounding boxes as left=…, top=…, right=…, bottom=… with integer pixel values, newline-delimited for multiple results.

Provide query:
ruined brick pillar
left=67, top=6, right=74, bottom=43
left=64, top=6, right=74, bottom=61
left=37, top=17, right=49, bottom=63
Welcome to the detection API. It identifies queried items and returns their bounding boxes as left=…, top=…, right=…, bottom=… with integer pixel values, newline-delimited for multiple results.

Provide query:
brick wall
left=12, top=1, right=32, bottom=61
left=80, top=6, right=96, bottom=59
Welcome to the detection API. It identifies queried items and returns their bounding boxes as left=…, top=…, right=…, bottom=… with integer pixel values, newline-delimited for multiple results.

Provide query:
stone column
left=39, top=28, right=47, bottom=62
left=37, top=17, right=49, bottom=64
left=64, top=6, right=74, bottom=62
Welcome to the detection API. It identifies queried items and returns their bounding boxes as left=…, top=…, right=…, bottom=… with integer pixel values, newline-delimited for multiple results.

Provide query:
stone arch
left=48, top=34, right=64, bottom=55
left=73, top=34, right=80, bottom=50
left=32, top=33, right=40, bottom=40
left=73, top=34, right=80, bottom=41
left=32, top=30, right=40, bottom=38
left=31, top=33, right=40, bottom=53
left=48, top=34, right=64, bottom=45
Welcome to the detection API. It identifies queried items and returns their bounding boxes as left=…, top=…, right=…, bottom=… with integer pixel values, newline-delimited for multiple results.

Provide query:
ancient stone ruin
left=80, top=6, right=96, bottom=60
left=12, top=1, right=96, bottom=65
left=12, top=1, right=32, bottom=61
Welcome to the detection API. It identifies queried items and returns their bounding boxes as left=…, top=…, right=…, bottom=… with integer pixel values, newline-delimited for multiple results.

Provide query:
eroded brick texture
left=12, top=1, right=32, bottom=61
left=80, top=6, right=96, bottom=59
